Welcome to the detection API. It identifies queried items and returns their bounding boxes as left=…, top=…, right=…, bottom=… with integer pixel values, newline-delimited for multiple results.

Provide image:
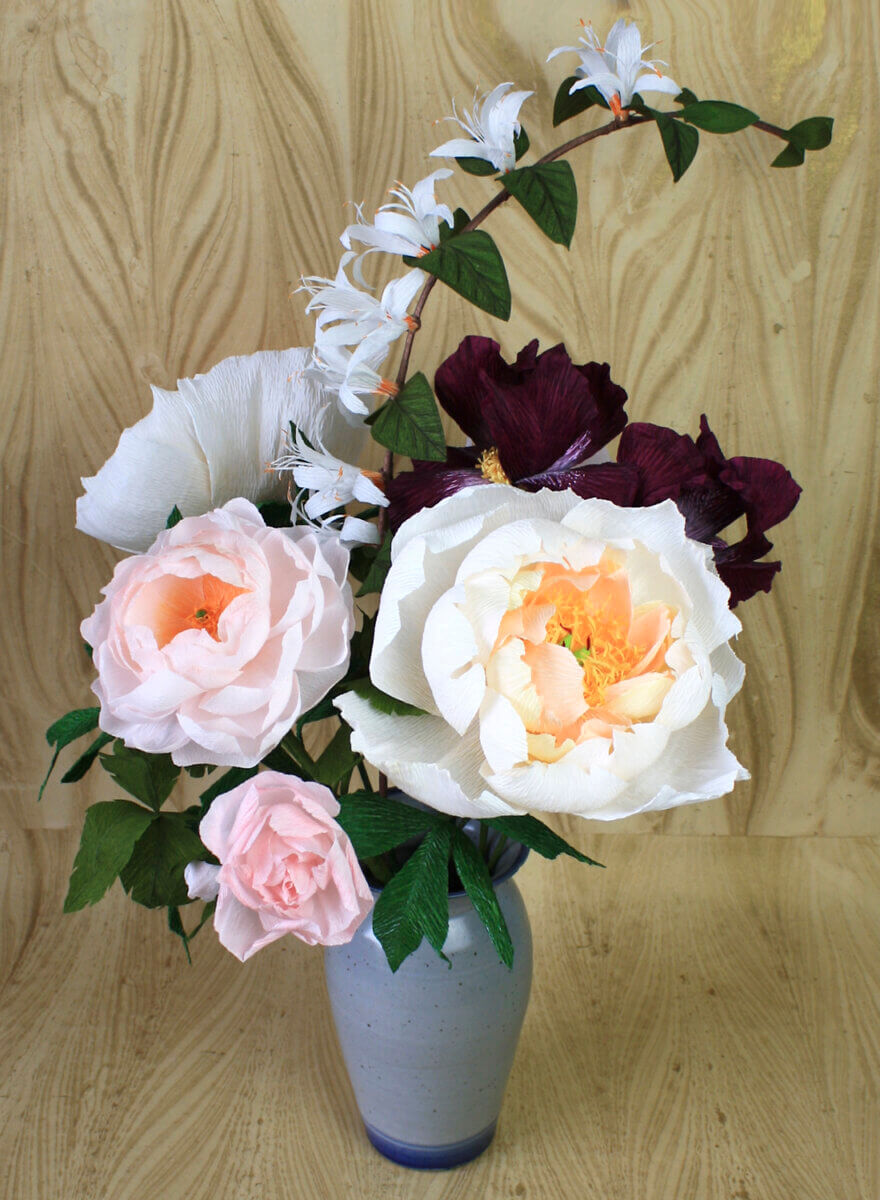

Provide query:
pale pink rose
left=184, top=771, right=373, bottom=959
left=81, top=498, right=354, bottom=767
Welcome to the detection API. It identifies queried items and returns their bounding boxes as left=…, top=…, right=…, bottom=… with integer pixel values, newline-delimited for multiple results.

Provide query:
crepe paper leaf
left=165, top=505, right=184, bottom=528
left=63, top=800, right=154, bottom=912
left=168, top=899, right=216, bottom=963
left=485, top=815, right=604, bottom=866
left=372, top=823, right=454, bottom=971
left=294, top=695, right=338, bottom=738
left=348, top=678, right=428, bottom=718
left=771, top=142, right=806, bottom=168
left=452, top=830, right=514, bottom=968
left=59, top=732, right=113, bottom=785
left=438, top=207, right=471, bottom=242
left=262, top=735, right=317, bottom=780
left=654, top=111, right=700, bottom=182
left=184, top=763, right=213, bottom=778
left=675, top=87, right=699, bottom=107
left=99, top=743, right=180, bottom=812
left=337, top=791, right=446, bottom=857
left=312, top=722, right=359, bottom=788
left=501, top=161, right=578, bottom=248
left=199, top=765, right=258, bottom=812
left=678, top=100, right=758, bottom=133
left=367, top=371, right=447, bottom=462
left=257, top=500, right=294, bottom=528
left=553, top=77, right=608, bottom=126
left=40, top=707, right=102, bottom=799
left=120, top=812, right=208, bottom=909
left=786, top=116, right=834, bottom=151
left=405, top=231, right=511, bottom=321
left=356, top=532, right=393, bottom=597
left=456, top=125, right=529, bottom=176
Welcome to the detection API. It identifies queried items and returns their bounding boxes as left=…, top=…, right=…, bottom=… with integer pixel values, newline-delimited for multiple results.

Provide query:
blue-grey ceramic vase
left=324, top=835, right=532, bottom=1170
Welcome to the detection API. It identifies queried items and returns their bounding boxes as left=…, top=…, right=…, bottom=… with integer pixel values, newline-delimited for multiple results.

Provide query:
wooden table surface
left=2, top=1, right=879, bottom=1196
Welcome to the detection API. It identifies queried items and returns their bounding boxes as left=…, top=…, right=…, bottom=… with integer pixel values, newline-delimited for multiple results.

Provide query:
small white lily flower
left=547, top=18, right=679, bottom=118
left=299, top=254, right=425, bottom=351
left=430, top=82, right=533, bottom=173
left=307, top=335, right=398, bottom=420
left=272, top=428, right=388, bottom=523
left=341, top=169, right=455, bottom=263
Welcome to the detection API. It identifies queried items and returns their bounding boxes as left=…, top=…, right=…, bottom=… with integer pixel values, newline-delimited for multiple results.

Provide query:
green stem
left=356, top=760, right=372, bottom=792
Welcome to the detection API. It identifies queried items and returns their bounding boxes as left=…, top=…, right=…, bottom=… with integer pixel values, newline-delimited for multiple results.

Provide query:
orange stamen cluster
left=541, top=586, right=646, bottom=709
left=151, top=574, right=249, bottom=648
left=477, top=446, right=511, bottom=485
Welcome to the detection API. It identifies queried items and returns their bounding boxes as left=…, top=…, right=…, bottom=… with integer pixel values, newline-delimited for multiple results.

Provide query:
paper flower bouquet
left=44, top=16, right=826, bottom=1052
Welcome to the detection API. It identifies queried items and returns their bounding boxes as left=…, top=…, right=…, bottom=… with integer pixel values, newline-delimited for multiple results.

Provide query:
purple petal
left=720, top=456, right=802, bottom=534
left=386, top=464, right=487, bottom=530
left=434, top=337, right=523, bottom=447
left=617, top=422, right=709, bottom=503
left=521, top=462, right=641, bottom=505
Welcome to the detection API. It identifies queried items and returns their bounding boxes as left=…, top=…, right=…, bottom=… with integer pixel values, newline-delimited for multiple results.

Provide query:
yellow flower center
left=477, top=446, right=511, bottom=485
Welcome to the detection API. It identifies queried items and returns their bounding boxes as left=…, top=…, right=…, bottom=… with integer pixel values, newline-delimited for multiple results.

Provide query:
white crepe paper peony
left=76, top=349, right=365, bottom=554
left=82, top=499, right=355, bottom=768
left=336, top=486, right=747, bottom=820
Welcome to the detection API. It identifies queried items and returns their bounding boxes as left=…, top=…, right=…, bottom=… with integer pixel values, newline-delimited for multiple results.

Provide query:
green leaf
left=356, top=532, right=393, bottom=597
left=366, top=371, right=447, bottom=462
left=405, top=230, right=511, bottom=321
left=439, top=207, right=471, bottom=242
left=184, top=763, right=213, bottom=778
left=678, top=100, right=757, bottom=133
left=501, top=161, right=578, bottom=248
left=63, top=800, right=154, bottom=912
left=485, top=815, right=603, bottom=866
left=654, top=111, right=699, bottom=182
left=348, top=678, right=427, bottom=717
left=199, top=765, right=258, bottom=812
left=514, top=124, right=530, bottom=161
left=59, top=732, right=114, bottom=784
left=452, top=830, right=514, bottom=967
left=99, top=743, right=180, bottom=811
left=168, top=899, right=216, bottom=962
left=166, top=505, right=184, bottom=529
left=553, top=77, right=608, bottom=126
left=457, top=155, right=496, bottom=176
left=771, top=142, right=806, bottom=168
left=40, top=706, right=102, bottom=799
left=675, top=87, right=699, bottom=107
left=120, top=812, right=208, bottom=909
left=257, top=500, right=294, bottom=528
left=312, top=722, right=358, bottom=787
left=786, top=116, right=833, bottom=151
left=294, top=694, right=338, bottom=738
left=337, top=791, right=445, bottom=857
left=372, top=824, right=453, bottom=971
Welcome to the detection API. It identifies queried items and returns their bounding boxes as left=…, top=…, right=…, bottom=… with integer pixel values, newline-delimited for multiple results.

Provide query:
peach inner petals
left=132, top=573, right=250, bottom=647
left=491, top=552, right=677, bottom=757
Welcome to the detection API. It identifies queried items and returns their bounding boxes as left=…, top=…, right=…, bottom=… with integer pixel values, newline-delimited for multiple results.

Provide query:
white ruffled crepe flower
left=299, top=254, right=425, bottom=352
left=430, top=83, right=533, bottom=173
left=341, top=169, right=455, bottom=263
left=336, top=486, right=747, bottom=821
left=76, top=349, right=365, bottom=554
left=307, top=336, right=398, bottom=421
left=547, top=19, right=679, bottom=117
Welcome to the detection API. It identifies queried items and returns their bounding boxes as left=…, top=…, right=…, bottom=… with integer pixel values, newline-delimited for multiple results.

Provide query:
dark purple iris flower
left=616, top=417, right=802, bottom=606
left=387, top=335, right=634, bottom=526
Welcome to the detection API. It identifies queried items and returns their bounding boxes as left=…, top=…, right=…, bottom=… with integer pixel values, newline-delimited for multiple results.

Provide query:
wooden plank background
left=1, top=2, right=878, bottom=1197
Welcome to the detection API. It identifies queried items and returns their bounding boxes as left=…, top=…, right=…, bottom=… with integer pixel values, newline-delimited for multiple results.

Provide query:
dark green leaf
left=485, top=815, right=603, bottom=866
left=184, top=763, right=213, bottom=778
left=257, top=500, right=294, bottom=528
left=337, top=791, right=446, bottom=857
left=348, top=678, right=427, bottom=717
left=553, top=77, right=608, bottom=126
left=786, top=116, right=833, bottom=151
left=99, top=742, right=180, bottom=811
left=366, top=371, right=447, bottom=462
left=356, top=532, right=393, bottom=597
left=166, top=505, right=184, bottom=529
left=514, top=124, right=530, bottom=161
left=675, top=87, right=699, bottom=106
left=120, top=812, right=207, bottom=909
left=40, top=707, right=102, bottom=800
left=771, top=142, right=805, bottom=168
left=654, top=111, right=700, bottom=182
left=295, top=694, right=338, bottom=738
left=266, top=735, right=316, bottom=779
left=405, top=230, right=511, bottom=320
left=439, top=207, right=471, bottom=242
left=199, top=765, right=258, bottom=812
left=372, top=824, right=453, bottom=971
left=59, top=732, right=113, bottom=784
left=457, top=155, right=497, bottom=176
left=168, top=899, right=216, bottom=962
left=501, top=161, right=578, bottom=248
left=312, top=722, right=358, bottom=787
left=452, top=830, right=514, bottom=967
left=63, top=800, right=154, bottom=912
left=679, top=100, right=757, bottom=133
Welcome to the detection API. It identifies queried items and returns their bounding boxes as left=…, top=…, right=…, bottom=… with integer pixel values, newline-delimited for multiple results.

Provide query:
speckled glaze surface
left=324, top=839, right=532, bottom=1169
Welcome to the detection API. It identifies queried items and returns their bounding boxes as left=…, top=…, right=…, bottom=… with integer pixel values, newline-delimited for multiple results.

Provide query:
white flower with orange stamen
left=430, top=83, right=533, bottom=173
left=341, top=170, right=455, bottom=263
left=336, top=486, right=747, bottom=820
left=299, top=253, right=425, bottom=353
left=307, top=336, right=399, bottom=421
left=547, top=19, right=679, bottom=119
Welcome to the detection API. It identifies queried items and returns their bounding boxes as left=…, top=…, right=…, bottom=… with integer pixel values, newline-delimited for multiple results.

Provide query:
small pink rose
left=185, top=771, right=373, bottom=960
left=81, top=499, right=354, bottom=767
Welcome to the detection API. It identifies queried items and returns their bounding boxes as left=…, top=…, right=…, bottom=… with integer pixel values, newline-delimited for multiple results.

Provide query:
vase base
left=363, top=1120, right=497, bottom=1170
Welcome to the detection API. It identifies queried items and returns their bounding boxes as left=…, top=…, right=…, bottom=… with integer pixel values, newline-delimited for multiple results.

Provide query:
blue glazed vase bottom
left=364, top=1120, right=497, bottom=1170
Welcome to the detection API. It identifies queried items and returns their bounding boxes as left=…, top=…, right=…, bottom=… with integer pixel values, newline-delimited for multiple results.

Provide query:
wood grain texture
left=0, top=829, right=877, bottom=1199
